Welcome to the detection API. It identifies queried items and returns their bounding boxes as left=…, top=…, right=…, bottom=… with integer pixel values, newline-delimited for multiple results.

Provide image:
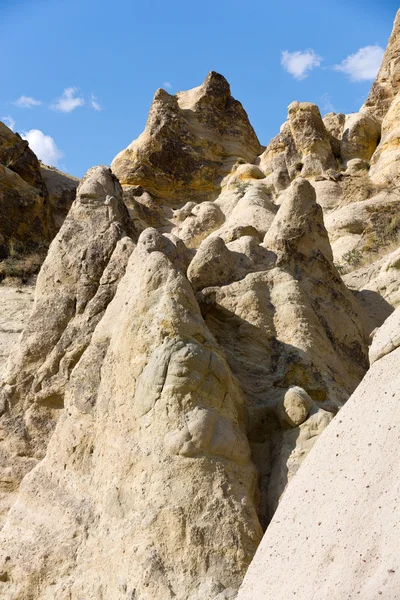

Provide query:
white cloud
left=90, top=93, right=102, bottom=111
left=51, top=87, right=85, bottom=113
left=281, top=49, right=322, bottom=80
left=334, top=45, right=384, bottom=82
left=21, top=129, right=64, bottom=166
left=2, top=115, right=16, bottom=131
left=163, top=81, right=172, bottom=89
left=13, top=95, right=42, bottom=108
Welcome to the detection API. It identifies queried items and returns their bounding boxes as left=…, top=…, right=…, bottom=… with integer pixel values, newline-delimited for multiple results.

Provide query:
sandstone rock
left=277, top=385, right=314, bottom=428
left=369, top=91, right=400, bottom=185
left=369, top=304, right=400, bottom=363
left=40, top=163, right=79, bottom=231
left=0, top=164, right=49, bottom=258
left=0, top=121, right=51, bottom=258
left=264, top=178, right=333, bottom=262
left=174, top=201, right=225, bottom=248
left=323, top=112, right=345, bottom=144
left=0, top=59, right=390, bottom=599
left=340, top=112, right=381, bottom=165
left=187, top=236, right=236, bottom=291
left=0, top=165, right=134, bottom=525
left=198, top=178, right=368, bottom=526
left=237, top=308, right=400, bottom=600
left=0, top=122, right=46, bottom=193
left=362, top=9, right=400, bottom=122
left=267, top=406, right=333, bottom=516
left=287, top=101, right=336, bottom=176
left=0, top=233, right=262, bottom=600
left=0, top=285, right=34, bottom=377
left=112, top=72, right=262, bottom=204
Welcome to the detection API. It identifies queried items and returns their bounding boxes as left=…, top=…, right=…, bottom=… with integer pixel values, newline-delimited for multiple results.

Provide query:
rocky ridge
left=0, top=9, right=400, bottom=600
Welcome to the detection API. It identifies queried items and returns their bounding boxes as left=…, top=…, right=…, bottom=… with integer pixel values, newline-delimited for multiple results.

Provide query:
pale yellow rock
left=237, top=317, right=400, bottom=600
left=344, top=246, right=400, bottom=323
left=362, top=9, right=400, bottom=122
left=369, top=91, right=400, bottom=185
left=0, top=285, right=34, bottom=377
left=369, top=304, right=400, bottom=364
left=287, top=101, right=336, bottom=176
left=277, top=385, right=314, bottom=428
left=0, top=235, right=262, bottom=600
left=39, top=163, right=79, bottom=231
left=0, top=165, right=134, bottom=526
left=264, top=178, right=333, bottom=262
left=340, top=112, right=381, bottom=164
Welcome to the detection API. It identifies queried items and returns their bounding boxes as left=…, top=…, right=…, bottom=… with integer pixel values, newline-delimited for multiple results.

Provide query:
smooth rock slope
left=237, top=306, right=400, bottom=600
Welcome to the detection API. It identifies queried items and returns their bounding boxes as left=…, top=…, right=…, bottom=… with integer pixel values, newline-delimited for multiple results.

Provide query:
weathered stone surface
left=40, top=163, right=79, bottom=231
left=198, top=178, right=368, bottom=527
left=0, top=234, right=262, bottom=600
left=369, top=91, right=400, bottom=185
left=362, top=9, right=400, bottom=122
left=237, top=310, right=400, bottom=600
left=340, top=112, right=381, bottom=165
left=0, top=163, right=49, bottom=257
left=0, top=122, right=46, bottom=193
left=3, top=44, right=399, bottom=598
left=277, top=385, right=314, bottom=428
left=112, top=71, right=262, bottom=204
left=287, top=101, right=336, bottom=176
left=369, top=304, right=400, bottom=363
left=0, top=285, right=34, bottom=377
left=0, top=165, right=134, bottom=525
left=264, top=178, right=333, bottom=261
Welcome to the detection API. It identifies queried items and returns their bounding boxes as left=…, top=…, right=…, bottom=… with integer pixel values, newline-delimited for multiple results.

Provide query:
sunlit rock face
left=3, top=9, right=400, bottom=596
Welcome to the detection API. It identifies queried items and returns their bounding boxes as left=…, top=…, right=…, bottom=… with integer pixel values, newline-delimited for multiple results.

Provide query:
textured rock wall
left=237, top=306, right=400, bottom=600
left=2, top=10, right=400, bottom=598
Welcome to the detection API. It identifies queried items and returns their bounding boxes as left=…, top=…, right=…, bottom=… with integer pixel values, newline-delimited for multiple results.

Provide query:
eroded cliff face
left=1, top=9, right=400, bottom=600
left=0, top=123, right=79, bottom=261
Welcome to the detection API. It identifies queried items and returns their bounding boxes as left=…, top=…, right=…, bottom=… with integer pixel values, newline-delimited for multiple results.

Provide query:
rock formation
left=0, top=122, right=49, bottom=257
left=0, top=165, right=133, bottom=524
left=1, top=8, right=400, bottom=600
left=39, top=163, right=79, bottom=230
left=0, top=122, right=79, bottom=273
left=362, top=9, right=400, bottom=122
left=237, top=305, right=400, bottom=600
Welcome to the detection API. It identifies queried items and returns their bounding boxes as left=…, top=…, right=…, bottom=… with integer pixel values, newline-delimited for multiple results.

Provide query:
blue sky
left=0, top=0, right=398, bottom=177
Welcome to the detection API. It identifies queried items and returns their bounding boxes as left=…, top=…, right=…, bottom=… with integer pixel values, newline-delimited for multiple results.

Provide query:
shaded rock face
left=0, top=123, right=79, bottom=261
left=0, top=122, right=49, bottom=257
left=3, top=12, right=400, bottom=595
left=237, top=306, right=400, bottom=600
left=0, top=236, right=263, bottom=600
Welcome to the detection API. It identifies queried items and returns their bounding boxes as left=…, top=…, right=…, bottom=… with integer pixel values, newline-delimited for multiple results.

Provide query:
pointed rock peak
left=175, top=70, right=232, bottom=112
left=264, top=178, right=333, bottom=262
left=112, top=73, right=261, bottom=198
left=201, top=70, right=231, bottom=96
left=362, top=9, right=400, bottom=121
left=78, top=164, right=123, bottom=203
